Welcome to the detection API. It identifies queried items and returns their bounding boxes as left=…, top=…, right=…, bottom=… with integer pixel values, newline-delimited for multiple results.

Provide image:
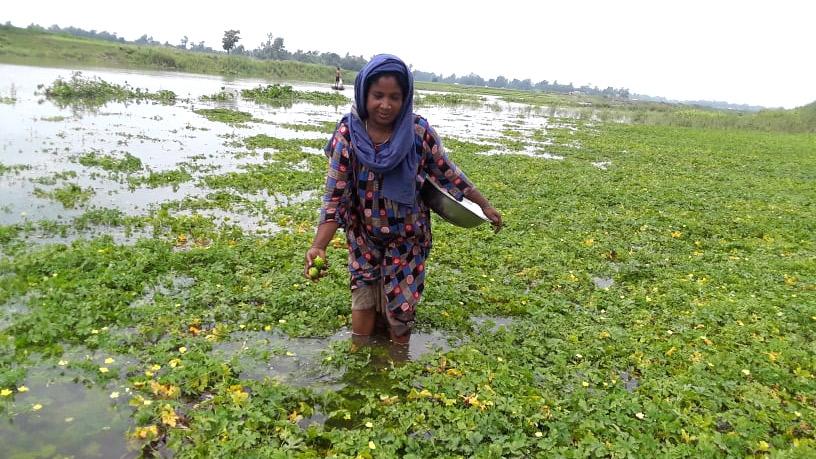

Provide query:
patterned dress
left=320, top=116, right=473, bottom=328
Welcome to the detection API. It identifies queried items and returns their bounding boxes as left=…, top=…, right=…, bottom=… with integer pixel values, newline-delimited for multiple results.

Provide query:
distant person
left=304, top=54, right=502, bottom=352
left=335, top=66, right=342, bottom=87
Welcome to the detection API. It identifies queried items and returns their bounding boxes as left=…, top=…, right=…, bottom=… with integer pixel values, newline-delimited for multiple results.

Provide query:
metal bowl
left=420, top=178, right=489, bottom=228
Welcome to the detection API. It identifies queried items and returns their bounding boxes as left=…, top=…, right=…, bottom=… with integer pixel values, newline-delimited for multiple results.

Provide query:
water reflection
left=211, top=327, right=455, bottom=392
left=0, top=363, right=137, bottom=459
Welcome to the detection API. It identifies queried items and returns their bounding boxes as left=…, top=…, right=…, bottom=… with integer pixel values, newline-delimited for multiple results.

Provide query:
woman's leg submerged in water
left=351, top=308, right=375, bottom=345
left=350, top=283, right=411, bottom=356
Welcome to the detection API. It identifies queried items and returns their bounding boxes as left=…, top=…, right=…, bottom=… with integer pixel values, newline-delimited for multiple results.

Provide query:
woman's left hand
left=483, top=206, right=503, bottom=233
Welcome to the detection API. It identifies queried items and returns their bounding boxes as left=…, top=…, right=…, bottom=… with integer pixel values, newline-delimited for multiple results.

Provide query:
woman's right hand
left=304, top=246, right=327, bottom=281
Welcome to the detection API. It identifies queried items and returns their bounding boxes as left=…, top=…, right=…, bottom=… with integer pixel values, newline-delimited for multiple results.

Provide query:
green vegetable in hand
left=313, top=256, right=326, bottom=270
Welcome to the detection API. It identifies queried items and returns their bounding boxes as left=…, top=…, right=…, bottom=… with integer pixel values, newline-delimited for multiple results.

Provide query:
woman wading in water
left=305, top=54, right=501, bottom=351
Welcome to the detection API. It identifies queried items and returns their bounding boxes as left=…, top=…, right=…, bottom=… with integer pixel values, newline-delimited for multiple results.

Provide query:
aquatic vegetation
left=279, top=121, right=336, bottom=134
left=193, top=108, right=253, bottom=124
left=32, top=183, right=94, bottom=208
left=128, top=169, right=193, bottom=190
left=31, top=170, right=78, bottom=185
left=39, top=115, right=68, bottom=122
left=42, top=72, right=177, bottom=108
left=414, top=92, right=485, bottom=107
left=241, top=84, right=348, bottom=106
left=1, top=65, right=815, bottom=457
left=203, top=158, right=324, bottom=195
left=199, top=90, right=236, bottom=102
left=77, top=151, right=143, bottom=173
left=0, top=163, right=30, bottom=175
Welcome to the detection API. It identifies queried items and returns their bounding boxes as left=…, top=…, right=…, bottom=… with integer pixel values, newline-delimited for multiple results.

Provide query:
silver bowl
left=420, top=178, right=489, bottom=228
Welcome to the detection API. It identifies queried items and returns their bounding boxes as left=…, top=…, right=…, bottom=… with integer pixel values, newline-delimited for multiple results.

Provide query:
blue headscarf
left=347, top=54, right=416, bottom=205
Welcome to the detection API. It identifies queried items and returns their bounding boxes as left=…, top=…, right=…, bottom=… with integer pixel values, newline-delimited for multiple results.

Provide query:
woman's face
left=365, top=75, right=403, bottom=130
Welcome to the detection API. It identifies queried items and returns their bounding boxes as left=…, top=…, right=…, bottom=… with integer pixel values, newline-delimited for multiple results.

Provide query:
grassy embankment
left=0, top=24, right=345, bottom=82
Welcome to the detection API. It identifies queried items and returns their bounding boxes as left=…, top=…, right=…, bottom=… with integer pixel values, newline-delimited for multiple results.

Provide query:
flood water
left=0, top=63, right=574, bottom=233
left=1, top=62, right=559, bottom=454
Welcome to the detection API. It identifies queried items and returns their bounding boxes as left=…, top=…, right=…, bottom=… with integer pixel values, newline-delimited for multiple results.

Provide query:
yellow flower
left=161, top=404, right=179, bottom=427
left=133, top=425, right=159, bottom=440
left=368, top=441, right=376, bottom=450
left=581, top=381, right=590, bottom=387
left=110, top=391, right=120, bottom=399
left=169, top=358, right=182, bottom=368
left=178, top=347, right=187, bottom=354
left=104, top=357, right=115, bottom=364
left=1, top=389, right=12, bottom=397
left=263, top=325, right=272, bottom=331
left=32, top=403, right=43, bottom=411
left=365, top=421, right=373, bottom=428
left=150, top=364, right=162, bottom=371
left=17, top=385, right=29, bottom=392
left=757, top=440, right=770, bottom=451
left=534, top=431, right=543, bottom=438
left=99, top=367, right=109, bottom=373
left=635, top=412, right=645, bottom=420
left=742, top=369, right=751, bottom=376
left=58, top=360, right=68, bottom=366
left=278, top=319, right=287, bottom=324
left=671, top=231, right=682, bottom=238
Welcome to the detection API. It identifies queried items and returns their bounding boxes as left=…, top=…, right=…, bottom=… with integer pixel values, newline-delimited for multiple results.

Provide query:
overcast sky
left=4, top=0, right=814, bottom=108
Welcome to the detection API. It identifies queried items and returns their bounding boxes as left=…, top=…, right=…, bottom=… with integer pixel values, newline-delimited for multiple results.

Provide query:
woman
left=304, top=54, right=501, bottom=346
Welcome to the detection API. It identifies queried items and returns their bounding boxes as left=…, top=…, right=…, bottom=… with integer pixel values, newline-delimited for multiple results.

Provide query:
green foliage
left=241, top=84, right=348, bottom=107
left=3, top=120, right=813, bottom=457
left=43, top=72, right=176, bottom=108
left=199, top=90, right=236, bottom=102
left=414, top=92, right=485, bottom=107
left=193, top=108, right=253, bottom=124
left=221, top=29, right=241, bottom=54
left=0, top=163, right=30, bottom=175
left=32, top=183, right=94, bottom=208
left=128, top=169, right=193, bottom=189
left=279, top=121, right=336, bottom=134
left=77, top=151, right=143, bottom=173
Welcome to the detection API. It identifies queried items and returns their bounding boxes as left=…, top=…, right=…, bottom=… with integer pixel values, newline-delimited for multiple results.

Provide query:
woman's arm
left=464, top=187, right=503, bottom=232
left=306, top=125, right=351, bottom=279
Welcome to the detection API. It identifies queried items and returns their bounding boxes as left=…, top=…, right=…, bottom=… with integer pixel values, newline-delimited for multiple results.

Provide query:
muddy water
left=212, top=328, right=456, bottom=391
left=0, top=358, right=140, bottom=458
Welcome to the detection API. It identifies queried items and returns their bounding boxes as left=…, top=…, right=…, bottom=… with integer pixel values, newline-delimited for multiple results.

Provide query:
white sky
left=4, top=0, right=815, bottom=108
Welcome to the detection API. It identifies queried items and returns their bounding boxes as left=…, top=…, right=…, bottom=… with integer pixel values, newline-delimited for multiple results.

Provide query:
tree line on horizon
left=15, top=22, right=635, bottom=100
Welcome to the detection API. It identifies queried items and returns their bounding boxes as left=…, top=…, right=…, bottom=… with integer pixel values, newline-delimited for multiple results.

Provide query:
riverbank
left=0, top=25, right=344, bottom=83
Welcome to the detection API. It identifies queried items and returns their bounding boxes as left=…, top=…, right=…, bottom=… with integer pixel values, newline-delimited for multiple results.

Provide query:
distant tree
left=222, top=29, right=241, bottom=54
left=179, top=35, right=188, bottom=49
left=272, top=37, right=285, bottom=54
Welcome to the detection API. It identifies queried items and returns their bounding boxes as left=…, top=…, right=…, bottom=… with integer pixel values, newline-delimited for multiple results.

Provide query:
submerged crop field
left=1, top=62, right=814, bottom=458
